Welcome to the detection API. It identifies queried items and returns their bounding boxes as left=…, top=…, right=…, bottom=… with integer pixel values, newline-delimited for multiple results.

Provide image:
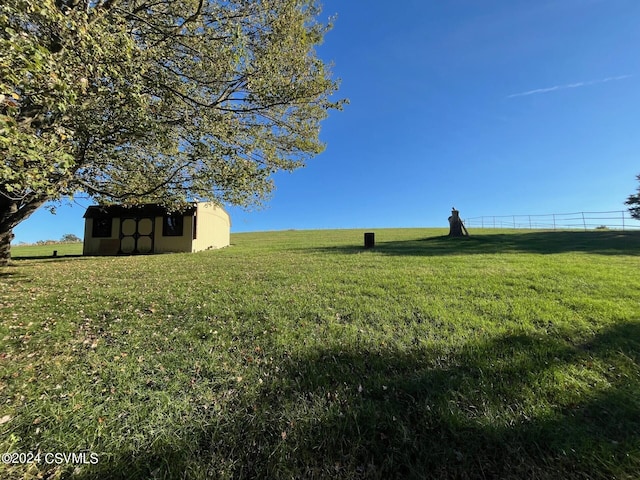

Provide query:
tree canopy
left=61, top=233, right=81, bottom=242
left=0, top=0, right=344, bottom=264
left=625, top=174, right=640, bottom=220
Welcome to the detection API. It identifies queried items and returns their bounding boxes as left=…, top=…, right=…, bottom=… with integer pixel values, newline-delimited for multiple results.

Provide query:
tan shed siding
left=153, top=216, right=193, bottom=253
left=83, top=218, right=120, bottom=255
left=82, top=202, right=229, bottom=256
left=192, top=203, right=230, bottom=252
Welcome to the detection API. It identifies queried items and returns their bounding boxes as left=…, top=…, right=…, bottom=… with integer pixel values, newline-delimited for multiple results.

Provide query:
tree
left=61, top=233, right=81, bottom=242
left=0, top=0, right=344, bottom=265
left=625, top=174, right=640, bottom=220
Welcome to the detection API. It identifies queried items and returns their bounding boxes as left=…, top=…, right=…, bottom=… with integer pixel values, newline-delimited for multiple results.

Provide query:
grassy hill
left=10, top=242, right=83, bottom=258
left=2, top=228, right=640, bottom=479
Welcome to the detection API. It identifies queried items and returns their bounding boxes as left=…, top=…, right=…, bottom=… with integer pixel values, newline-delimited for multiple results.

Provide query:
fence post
left=582, top=212, right=586, bottom=231
left=528, top=215, right=532, bottom=229
left=553, top=214, right=556, bottom=231
left=513, top=216, right=516, bottom=229
left=622, top=211, right=625, bottom=231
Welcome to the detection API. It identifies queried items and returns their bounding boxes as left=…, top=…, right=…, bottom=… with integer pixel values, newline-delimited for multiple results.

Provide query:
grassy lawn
left=10, top=242, right=83, bottom=259
left=1, top=228, right=639, bottom=479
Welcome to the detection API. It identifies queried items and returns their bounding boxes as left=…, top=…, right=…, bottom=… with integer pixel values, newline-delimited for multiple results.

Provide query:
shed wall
left=192, top=203, right=230, bottom=252
left=82, top=202, right=230, bottom=255
left=153, top=216, right=193, bottom=253
left=83, top=218, right=120, bottom=255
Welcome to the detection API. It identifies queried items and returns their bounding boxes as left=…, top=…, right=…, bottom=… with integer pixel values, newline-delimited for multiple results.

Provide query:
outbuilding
left=82, top=202, right=230, bottom=255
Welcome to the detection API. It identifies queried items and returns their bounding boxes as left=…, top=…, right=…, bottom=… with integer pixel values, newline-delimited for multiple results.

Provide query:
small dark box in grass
left=364, top=232, right=375, bottom=248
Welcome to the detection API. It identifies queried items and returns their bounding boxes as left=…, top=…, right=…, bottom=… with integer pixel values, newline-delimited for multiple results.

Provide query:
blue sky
left=13, top=0, right=640, bottom=242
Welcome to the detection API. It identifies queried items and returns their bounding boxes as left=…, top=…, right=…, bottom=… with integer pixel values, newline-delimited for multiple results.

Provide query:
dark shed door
left=119, top=217, right=154, bottom=254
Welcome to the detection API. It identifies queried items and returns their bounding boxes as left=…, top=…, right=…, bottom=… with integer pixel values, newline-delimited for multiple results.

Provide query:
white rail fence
left=464, top=210, right=640, bottom=231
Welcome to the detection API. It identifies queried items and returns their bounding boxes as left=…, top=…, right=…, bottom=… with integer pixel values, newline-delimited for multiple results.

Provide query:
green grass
left=10, top=242, right=83, bottom=259
left=1, top=228, right=640, bottom=479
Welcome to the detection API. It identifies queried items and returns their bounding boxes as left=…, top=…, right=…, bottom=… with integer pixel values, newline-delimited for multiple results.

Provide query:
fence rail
left=464, top=210, right=640, bottom=231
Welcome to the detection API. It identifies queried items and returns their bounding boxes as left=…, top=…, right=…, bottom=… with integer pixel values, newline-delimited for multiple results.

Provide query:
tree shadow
left=307, top=231, right=640, bottom=257
left=10, top=254, right=85, bottom=262
left=250, top=322, right=640, bottom=479
left=0, top=266, right=24, bottom=279
left=74, top=321, right=640, bottom=479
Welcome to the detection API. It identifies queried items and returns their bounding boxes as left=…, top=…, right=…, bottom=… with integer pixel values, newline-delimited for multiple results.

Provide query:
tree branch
left=77, top=161, right=192, bottom=200
left=181, top=0, right=204, bottom=28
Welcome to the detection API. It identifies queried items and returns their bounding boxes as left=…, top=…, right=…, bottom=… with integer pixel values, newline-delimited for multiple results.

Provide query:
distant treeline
left=15, top=234, right=82, bottom=246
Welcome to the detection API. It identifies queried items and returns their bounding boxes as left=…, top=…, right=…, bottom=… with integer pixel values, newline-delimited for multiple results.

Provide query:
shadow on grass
left=0, top=266, right=24, bottom=279
left=309, top=231, right=640, bottom=256
left=11, top=254, right=85, bottom=262
left=76, top=321, right=640, bottom=480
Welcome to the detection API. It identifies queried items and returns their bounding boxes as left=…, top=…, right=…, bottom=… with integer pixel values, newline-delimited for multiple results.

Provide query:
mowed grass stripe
left=1, top=229, right=639, bottom=479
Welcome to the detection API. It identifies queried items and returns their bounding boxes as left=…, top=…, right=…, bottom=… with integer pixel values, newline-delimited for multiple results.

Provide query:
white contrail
left=507, top=74, right=633, bottom=98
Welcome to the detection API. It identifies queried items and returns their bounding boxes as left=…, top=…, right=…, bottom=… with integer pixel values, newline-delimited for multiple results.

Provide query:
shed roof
left=83, top=204, right=197, bottom=219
